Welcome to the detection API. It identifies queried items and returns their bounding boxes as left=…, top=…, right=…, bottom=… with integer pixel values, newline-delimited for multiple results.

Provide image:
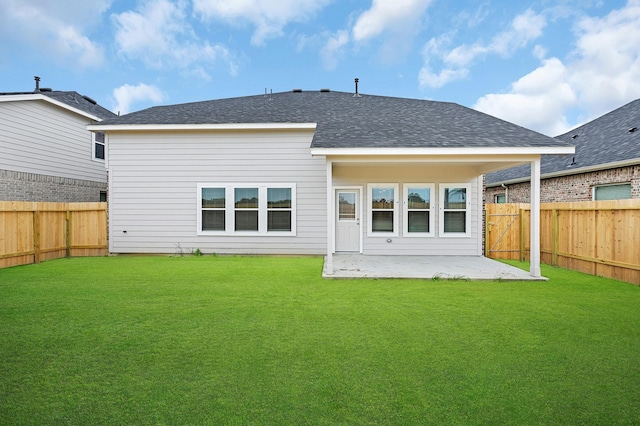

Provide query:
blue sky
left=1, top=0, right=639, bottom=136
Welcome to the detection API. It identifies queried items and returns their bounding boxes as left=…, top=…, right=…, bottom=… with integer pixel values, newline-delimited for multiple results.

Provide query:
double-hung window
left=439, top=184, right=470, bottom=237
left=267, top=188, right=293, bottom=231
left=202, top=187, right=226, bottom=231
left=198, top=184, right=296, bottom=235
left=403, top=184, right=434, bottom=237
left=368, top=184, right=398, bottom=236
left=93, top=132, right=105, bottom=161
left=234, top=188, right=259, bottom=231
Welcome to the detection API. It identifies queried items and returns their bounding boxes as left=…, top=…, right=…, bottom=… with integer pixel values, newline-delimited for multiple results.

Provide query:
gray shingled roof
left=95, top=90, right=570, bottom=149
left=486, top=98, right=640, bottom=185
left=0, top=90, right=116, bottom=120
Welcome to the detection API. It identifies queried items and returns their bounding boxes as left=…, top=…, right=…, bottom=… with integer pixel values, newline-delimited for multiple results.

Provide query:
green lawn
left=1, top=256, right=639, bottom=425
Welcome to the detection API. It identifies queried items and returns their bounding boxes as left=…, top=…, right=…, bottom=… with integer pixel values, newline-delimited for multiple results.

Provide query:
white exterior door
left=335, top=189, right=360, bottom=252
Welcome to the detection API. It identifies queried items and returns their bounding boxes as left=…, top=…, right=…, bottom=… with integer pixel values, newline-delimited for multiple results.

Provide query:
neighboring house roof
left=94, top=90, right=571, bottom=150
left=486, top=98, right=640, bottom=186
left=0, top=90, right=116, bottom=121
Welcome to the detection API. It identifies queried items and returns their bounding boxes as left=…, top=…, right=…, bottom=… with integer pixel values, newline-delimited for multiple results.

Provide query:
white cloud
left=112, top=83, right=165, bottom=115
left=474, top=58, right=576, bottom=135
left=352, top=0, right=432, bottom=42
left=193, top=0, right=332, bottom=46
left=113, top=0, right=237, bottom=78
left=351, top=0, right=432, bottom=63
left=568, top=0, right=640, bottom=116
left=320, top=30, right=350, bottom=70
left=419, top=8, right=546, bottom=88
left=0, top=0, right=107, bottom=68
left=472, top=0, right=640, bottom=135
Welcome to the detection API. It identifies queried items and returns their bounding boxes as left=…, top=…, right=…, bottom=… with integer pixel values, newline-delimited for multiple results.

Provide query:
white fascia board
left=0, top=93, right=102, bottom=121
left=485, top=157, right=640, bottom=187
left=310, top=146, right=575, bottom=157
left=87, top=122, right=318, bottom=132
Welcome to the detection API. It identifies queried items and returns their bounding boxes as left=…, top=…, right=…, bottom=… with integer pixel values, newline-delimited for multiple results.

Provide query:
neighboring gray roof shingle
left=486, top=98, right=640, bottom=185
left=95, top=90, right=569, bottom=149
left=0, top=90, right=116, bottom=120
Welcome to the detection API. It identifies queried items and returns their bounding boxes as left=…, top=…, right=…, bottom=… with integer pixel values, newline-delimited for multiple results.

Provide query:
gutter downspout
left=501, top=183, right=508, bottom=203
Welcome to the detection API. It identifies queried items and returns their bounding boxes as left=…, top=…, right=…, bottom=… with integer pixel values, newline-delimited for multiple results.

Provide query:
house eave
left=485, top=157, right=640, bottom=187
left=0, top=93, right=102, bottom=121
left=87, top=122, right=318, bottom=132
left=310, top=146, right=575, bottom=157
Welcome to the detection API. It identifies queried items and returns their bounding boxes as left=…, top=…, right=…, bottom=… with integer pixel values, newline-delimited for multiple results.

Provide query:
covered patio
left=323, top=254, right=544, bottom=281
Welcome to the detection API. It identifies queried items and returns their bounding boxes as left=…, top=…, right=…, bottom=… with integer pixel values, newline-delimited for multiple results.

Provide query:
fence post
left=33, top=210, right=41, bottom=264
left=519, top=208, right=526, bottom=262
left=552, top=209, right=559, bottom=266
left=66, top=210, right=71, bottom=258
left=484, top=208, right=490, bottom=257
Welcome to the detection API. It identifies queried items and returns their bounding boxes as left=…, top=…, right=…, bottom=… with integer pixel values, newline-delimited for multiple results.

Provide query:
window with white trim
left=368, top=184, right=398, bottom=236
left=93, top=132, right=105, bottom=161
left=198, top=184, right=296, bottom=235
left=439, top=184, right=470, bottom=237
left=403, top=184, right=434, bottom=237
left=593, top=183, right=631, bottom=200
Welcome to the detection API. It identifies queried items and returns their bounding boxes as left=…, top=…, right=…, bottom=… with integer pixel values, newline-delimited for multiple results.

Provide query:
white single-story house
left=88, top=89, right=573, bottom=278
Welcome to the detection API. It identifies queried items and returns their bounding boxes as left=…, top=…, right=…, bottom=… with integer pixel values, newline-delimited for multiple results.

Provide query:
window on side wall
left=439, top=184, right=471, bottom=237
left=368, top=184, right=398, bottom=236
left=495, top=193, right=506, bottom=203
left=94, top=132, right=105, bottom=161
left=198, top=184, right=296, bottom=235
left=593, top=183, right=631, bottom=200
left=403, top=184, right=434, bottom=237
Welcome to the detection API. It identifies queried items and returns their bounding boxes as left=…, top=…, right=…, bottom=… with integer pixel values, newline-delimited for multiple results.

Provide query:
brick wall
left=0, top=169, right=107, bottom=202
left=485, top=165, right=640, bottom=203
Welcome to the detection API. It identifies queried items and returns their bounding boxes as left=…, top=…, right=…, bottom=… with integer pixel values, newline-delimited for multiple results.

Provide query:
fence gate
left=485, top=204, right=525, bottom=260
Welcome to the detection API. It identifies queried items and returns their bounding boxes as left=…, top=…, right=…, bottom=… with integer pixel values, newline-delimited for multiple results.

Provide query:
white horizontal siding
left=0, top=100, right=106, bottom=182
left=333, top=164, right=482, bottom=256
left=108, top=130, right=327, bottom=254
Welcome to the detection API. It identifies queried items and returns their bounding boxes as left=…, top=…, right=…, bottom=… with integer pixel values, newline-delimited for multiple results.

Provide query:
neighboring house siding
left=0, top=169, right=106, bottom=202
left=107, top=130, right=327, bottom=254
left=485, top=165, right=640, bottom=203
left=0, top=100, right=107, bottom=183
left=333, top=164, right=481, bottom=256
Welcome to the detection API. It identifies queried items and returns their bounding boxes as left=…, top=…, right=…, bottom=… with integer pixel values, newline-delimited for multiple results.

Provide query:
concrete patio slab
left=323, top=255, right=546, bottom=281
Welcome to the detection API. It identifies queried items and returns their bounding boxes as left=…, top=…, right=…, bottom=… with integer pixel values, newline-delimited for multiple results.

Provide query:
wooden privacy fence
left=0, top=201, right=107, bottom=269
left=486, top=200, right=640, bottom=285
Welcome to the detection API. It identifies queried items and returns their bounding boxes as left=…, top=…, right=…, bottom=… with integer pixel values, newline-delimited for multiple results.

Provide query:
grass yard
left=1, top=256, right=640, bottom=425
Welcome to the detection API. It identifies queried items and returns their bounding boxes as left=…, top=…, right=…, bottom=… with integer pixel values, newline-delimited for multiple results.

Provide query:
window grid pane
left=267, top=188, right=291, bottom=208
left=202, top=211, right=225, bottom=231
left=338, top=193, right=356, bottom=220
left=444, top=188, right=466, bottom=209
left=408, top=211, right=429, bottom=233
left=268, top=211, right=291, bottom=231
left=444, top=211, right=466, bottom=233
left=235, top=211, right=258, bottom=231
left=407, top=188, right=430, bottom=209
left=202, top=188, right=225, bottom=208
left=371, top=188, right=394, bottom=209
left=372, top=211, right=394, bottom=232
left=95, top=142, right=105, bottom=160
left=235, top=188, right=259, bottom=209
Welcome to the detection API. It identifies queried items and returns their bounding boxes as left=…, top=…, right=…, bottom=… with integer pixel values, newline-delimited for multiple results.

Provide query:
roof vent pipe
left=353, top=78, right=361, bottom=97
left=34, top=76, right=41, bottom=93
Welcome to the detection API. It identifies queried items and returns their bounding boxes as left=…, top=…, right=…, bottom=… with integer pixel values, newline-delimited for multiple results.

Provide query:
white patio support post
left=529, top=158, right=542, bottom=277
left=325, top=160, right=334, bottom=275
